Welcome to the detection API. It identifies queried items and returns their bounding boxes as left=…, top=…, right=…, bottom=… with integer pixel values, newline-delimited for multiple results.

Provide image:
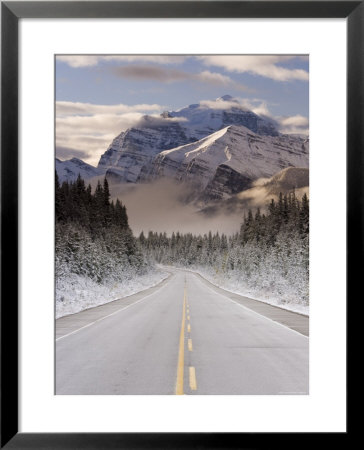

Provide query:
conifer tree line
left=55, top=170, right=309, bottom=307
left=139, top=192, right=309, bottom=306
left=55, top=172, right=144, bottom=285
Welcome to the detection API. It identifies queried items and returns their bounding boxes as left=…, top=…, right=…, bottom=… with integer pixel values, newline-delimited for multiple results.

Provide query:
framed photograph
left=1, top=1, right=356, bottom=447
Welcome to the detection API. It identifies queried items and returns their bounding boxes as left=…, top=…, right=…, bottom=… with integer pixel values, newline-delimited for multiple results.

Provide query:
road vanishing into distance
left=56, top=268, right=309, bottom=395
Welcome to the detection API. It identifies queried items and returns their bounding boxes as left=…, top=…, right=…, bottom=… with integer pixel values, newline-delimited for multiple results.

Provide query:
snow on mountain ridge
left=56, top=157, right=104, bottom=183
left=141, top=124, right=308, bottom=201
left=97, top=95, right=281, bottom=184
left=160, top=126, right=230, bottom=159
left=217, top=94, right=235, bottom=101
left=169, top=95, right=278, bottom=138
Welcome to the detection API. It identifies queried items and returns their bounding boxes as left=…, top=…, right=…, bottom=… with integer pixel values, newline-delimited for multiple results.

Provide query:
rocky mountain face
left=139, top=125, right=308, bottom=201
left=56, top=96, right=309, bottom=202
left=167, top=94, right=279, bottom=139
left=262, top=166, right=309, bottom=196
left=56, top=157, right=104, bottom=183
left=98, top=118, right=191, bottom=183
left=97, top=95, right=285, bottom=187
left=200, top=166, right=310, bottom=217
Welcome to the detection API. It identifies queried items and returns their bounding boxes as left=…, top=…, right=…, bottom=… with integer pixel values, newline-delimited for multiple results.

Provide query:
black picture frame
left=1, top=1, right=356, bottom=448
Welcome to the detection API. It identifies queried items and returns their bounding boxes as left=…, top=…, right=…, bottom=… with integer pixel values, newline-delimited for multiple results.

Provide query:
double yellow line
left=176, top=288, right=186, bottom=395
left=176, top=285, right=197, bottom=395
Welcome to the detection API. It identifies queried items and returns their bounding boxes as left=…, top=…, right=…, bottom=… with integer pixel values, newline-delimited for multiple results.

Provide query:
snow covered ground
left=56, top=262, right=308, bottom=319
left=56, top=268, right=169, bottom=319
left=166, top=265, right=309, bottom=316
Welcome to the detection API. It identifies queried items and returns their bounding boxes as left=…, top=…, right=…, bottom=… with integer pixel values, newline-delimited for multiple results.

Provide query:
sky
left=56, top=55, right=309, bottom=166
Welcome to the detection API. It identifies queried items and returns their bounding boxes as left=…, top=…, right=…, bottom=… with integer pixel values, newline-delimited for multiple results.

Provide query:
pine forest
left=55, top=172, right=309, bottom=317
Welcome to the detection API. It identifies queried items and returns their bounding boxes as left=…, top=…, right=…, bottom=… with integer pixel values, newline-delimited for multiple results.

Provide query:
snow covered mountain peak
left=215, top=94, right=238, bottom=103
left=169, top=97, right=278, bottom=138
left=95, top=95, right=307, bottom=193
left=140, top=124, right=308, bottom=201
left=56, top=157, right=104, bottom=183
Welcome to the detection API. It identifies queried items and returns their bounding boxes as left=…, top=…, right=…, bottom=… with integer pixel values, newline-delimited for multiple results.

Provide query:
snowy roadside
left=163, top=265, right=309, bottom=316
left=56, top=269, right=169, bottom=319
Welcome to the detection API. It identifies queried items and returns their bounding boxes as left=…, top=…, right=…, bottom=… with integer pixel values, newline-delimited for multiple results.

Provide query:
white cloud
left=277, top=114, right=309, bottom=135
left=56, top=101, right=166, bottom=165
left=57, top=54, right=308, bottom=82
left=56, top=97, right=308, bottom=167
left=196, top=71, right=248, bottom=91
left=196, top=70, right=233, bottom=85
left=56, top=101, right=163, bottom=117
left=199, top=100, right=237, bottom=110
left=111, top=65, right=247, bottom=90
left=237, top=98, right=308, bottom=135
left=237, top=98, right=272, bottom=116
left=56, top=112, right=144, bottom=135
left=197, top=55, right=308, bottom=82
left=57, top=55, right=186, bottom=68
left=198, top=97, right=272, bottom=117
left=56, top=113, right=144, bottom=166
left=279, top=115, right=309, bottom=127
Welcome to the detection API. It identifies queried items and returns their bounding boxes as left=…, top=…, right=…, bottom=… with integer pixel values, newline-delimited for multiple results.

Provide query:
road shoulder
left=55, top=271, right=173, bottom=340
left=190, top=270, right=309, bottom=337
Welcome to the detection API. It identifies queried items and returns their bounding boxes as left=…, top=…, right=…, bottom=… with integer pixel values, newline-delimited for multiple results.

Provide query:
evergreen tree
left=55, top=171, right=143, bottom=286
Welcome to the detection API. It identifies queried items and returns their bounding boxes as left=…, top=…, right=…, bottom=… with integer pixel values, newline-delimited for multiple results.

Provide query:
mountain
left=200, top=166, right=309, bottom=217
left=97, top=95, right=281, bottom=183
left=56, top=157, right=104, bottom=183
left=98, top=118, right=191, bottom=183
left=168, top=94, right=279, bottom=139
left=139, top=125, right=308, bottom=201
left=260, top=166, right=309, bottom=196
left=57, top=95, right=309, bottom=204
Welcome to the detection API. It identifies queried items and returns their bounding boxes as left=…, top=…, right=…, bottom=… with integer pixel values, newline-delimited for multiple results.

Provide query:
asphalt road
left=56, top=269, right=309, bottom=395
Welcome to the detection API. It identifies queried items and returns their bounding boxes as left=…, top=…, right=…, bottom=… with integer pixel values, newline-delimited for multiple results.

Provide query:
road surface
left=56, top=268, right=309, bottom=395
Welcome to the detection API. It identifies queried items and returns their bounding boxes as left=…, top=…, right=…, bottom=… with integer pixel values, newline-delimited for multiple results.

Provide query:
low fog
left=107, top=178, right=244, bottom=236
left=89, top=170, right=309, bottom=237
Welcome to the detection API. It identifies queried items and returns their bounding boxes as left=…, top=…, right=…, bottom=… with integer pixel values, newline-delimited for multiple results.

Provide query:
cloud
left=228, top=97, right=308, bottom=135
left=196, top=71, right=241, bottom=88
left=277, top=114, right=309, bottom=135
left=56, top=96, right=308, bottom=167
left=56, top=101, right=163, bottom=117
left=56, top=113, right=142, bottom=166
left=236, top=171, right=309, bottom=206
left=111, top=65, right=248, bottom=90
left=196, top=96, right=307, bottom=135
left=112, top=65, right=188, bottom=82
left=197, top=55, right=309, bottom=82
left=279, top=115, right=309, bottom=127
left=239, top=98, right=272, bottom=117
left=56, top=129, right=120, bottom=166
left=57, top=54, right=308, bottom=83
left=57, top=55, right=186, bottom=68
left=56, top=112, right=144, bottom=135
left=108, top=175, right=309, bottom=237
left=56, top=146, right=91, bottom=161
left=198, top=97, right=272, bottom=116
left=56, top=101, right=166, bottom=165
left=135, top=114, right=187, bottom=129
left=107, top=178, right=243, bottom=236
left=201, top=169, right=309, bottom=219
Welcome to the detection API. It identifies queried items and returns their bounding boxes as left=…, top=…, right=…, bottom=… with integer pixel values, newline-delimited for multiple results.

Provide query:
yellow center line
left=188, top=339, right=193, bottom=351
left=176, top=289, right=186, bottom=395
left=187, top=324, right=191, bottom=333
left=189, top=367, right=197, bottom=390
left=187, top=315, right=190, bottom=321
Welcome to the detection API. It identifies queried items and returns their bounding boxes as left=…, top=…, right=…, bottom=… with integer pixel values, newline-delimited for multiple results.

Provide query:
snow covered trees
left=138, top=191, right=309, bottom=309
left=55, top=171, right=309, bottom=313
left=55, top=173, right=144, bottom=285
